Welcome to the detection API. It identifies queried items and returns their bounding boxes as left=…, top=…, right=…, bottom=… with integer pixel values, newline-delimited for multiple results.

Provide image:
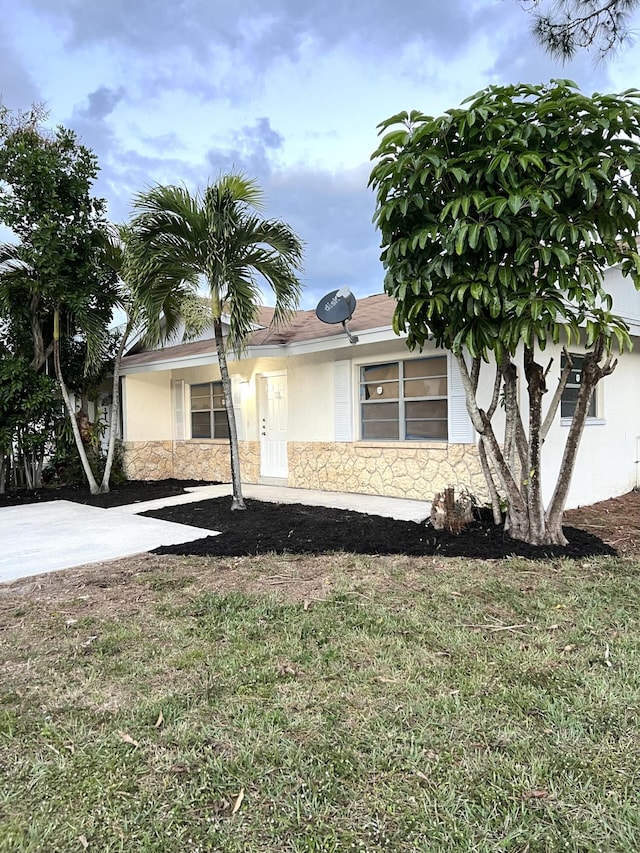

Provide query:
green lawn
left=1, top=552, right=639, bottom=852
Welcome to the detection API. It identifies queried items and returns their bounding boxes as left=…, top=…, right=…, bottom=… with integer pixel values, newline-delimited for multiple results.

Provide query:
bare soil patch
left=564, top=489, right=640, bottom=556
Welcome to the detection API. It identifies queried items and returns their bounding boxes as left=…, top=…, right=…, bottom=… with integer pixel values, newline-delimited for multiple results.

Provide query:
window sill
left=560, top=418, right=606, bottom=428
left=186, top=438, right=230, bottom=443
left=358, top=439, right=449, bottom=448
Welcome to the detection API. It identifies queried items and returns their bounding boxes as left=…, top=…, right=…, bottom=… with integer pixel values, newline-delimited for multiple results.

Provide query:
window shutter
left=334, top=360, right=353, bottom=442
left=448, top=352, right=475, bottom=443
left=231, top=376, right=245, bottom=441
left=172, top=380, right=185, bottom=440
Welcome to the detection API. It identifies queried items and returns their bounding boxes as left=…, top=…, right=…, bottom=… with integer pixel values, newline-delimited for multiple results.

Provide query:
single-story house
left=119, top=267, right=640, bottom=510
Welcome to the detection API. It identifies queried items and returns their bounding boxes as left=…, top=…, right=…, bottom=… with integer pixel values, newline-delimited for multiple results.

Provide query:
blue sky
left=1, top=0, right=639, bottom=308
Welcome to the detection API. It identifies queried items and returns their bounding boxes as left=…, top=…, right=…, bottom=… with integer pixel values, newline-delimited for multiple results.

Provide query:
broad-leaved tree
left=370, top=80, right=640, bottom=545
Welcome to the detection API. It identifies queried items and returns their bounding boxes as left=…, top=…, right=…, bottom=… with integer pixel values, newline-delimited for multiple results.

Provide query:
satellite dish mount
left=315, top=287, right=359, bottom=344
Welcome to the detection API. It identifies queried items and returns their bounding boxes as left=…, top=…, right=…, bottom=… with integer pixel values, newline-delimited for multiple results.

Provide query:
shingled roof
left=247, top=293, right=394, bottom=345
left=121, top=293, right=395, bottom=369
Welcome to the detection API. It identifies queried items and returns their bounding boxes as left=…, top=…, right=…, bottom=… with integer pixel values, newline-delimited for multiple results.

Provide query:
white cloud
left=1, top=0, right=639, bottom=304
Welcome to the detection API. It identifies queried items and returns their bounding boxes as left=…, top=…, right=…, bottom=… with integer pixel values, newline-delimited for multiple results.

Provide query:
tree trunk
left=22, top=448, right=33, bottom=490
left=213, top=315, right=245, bottom=510
left=457, top=347, right=574, bottom=547
left=29, top=293, right=46, bottom=372
left=522, top=347, right=547, bottom=543
left=53, top=308, right=100, bottom=494
left=539, top=517, right=568, bottom=546
left=501, top=355, right=529, bottom=480
left=478, top=437, right=503, bottom=525
left=455, top=352, right=528, bottom=520
left=546, top=337, right=615, bottom=539
left=504, top=507, right=531, bottom=543
left=99, top=319, right=133, bottom=493
left=34, top=445, right=45, bottom=489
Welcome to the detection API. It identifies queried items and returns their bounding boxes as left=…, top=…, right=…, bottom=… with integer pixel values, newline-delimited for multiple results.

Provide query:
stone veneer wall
left=124, top=439, right=486, bottom=501
left=123, top=441, right=174, bottom=481
left=123, top=440, right=260, bottom=484
left=288, top=441, right=488, bottom=502
left=171, top=441, right=261, bottom=483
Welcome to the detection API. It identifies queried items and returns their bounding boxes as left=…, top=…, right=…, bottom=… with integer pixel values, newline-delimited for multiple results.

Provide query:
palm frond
left=208, top=173, right=265, bottom=212
left=128, top=174, right=303, bottom=354
left=0, top=241, right=32, bottom=273
left=239, top=216, right=305, bottom=267
left=178, top=293, right=215, bottom=343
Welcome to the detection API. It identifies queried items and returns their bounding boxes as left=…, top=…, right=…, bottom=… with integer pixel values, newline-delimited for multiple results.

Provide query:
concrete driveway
left=0, top=484, right=430, bottom=584
left=0, top=501, right=214, bottom=583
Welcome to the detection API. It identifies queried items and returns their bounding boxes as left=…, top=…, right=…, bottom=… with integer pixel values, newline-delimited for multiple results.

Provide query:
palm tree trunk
left=53, top=308, right=100, bottom=495
left=212, top=316, right=245, bottom=510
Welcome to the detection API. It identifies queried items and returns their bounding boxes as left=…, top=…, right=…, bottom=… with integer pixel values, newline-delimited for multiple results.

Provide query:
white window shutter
left=231, top=376, right=245, bottom=441
left=172, top=380, right=185, bottom=440
left=334, top=360, right=353, bottom=442
left=448, top=351, right=475, bottom=443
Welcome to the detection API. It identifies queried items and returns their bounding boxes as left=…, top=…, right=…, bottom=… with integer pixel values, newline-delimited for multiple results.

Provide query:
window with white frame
left=190, top=382, right=230, bottom=439
left=359, top=357, right=448, bottom=440
left=560, top=354, right=597, bottom=419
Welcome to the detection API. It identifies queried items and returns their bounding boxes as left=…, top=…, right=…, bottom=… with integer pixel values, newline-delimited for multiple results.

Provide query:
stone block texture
left=123, top=441, right=260, bottom=484
left=288, top=442, right=487, bottom=502
left=124, top=439, right=485, bottom=502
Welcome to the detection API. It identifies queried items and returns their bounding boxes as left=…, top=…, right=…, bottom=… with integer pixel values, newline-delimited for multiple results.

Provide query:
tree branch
left=455, top=352, right=527, bottom=515
left=487, top=363, right=502, bottom=419
left=526, top=0, right=640, bottom=59
left=479, top=437, right=504, bottom=525
left=541, top=348, right=573, bottom=442
left=547, top=335, right=617, bottom=522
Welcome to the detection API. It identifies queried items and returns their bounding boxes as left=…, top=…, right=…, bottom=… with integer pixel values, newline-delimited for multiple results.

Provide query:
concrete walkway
left=0, top=484, right=431, bottom=584
left=115, top=483, right=431, bottom=522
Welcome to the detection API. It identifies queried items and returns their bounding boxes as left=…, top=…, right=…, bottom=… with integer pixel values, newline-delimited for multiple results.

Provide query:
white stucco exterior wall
left=467, top=336, right=640, bottom=511
left=285, top=355, right=336, bottom=442
left=539, top=343, right=640, bottom=508
left=122, top=372, right=172, bottom=441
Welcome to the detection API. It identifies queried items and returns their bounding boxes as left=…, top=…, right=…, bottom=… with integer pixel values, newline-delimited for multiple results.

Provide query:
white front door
left=260, top=374, right=288, bottom=478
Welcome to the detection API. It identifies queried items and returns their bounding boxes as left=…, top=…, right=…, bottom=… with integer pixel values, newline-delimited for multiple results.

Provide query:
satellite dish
left=315, top=286, right=357, bottom=324
left=315, top=287, right=359, bottom=344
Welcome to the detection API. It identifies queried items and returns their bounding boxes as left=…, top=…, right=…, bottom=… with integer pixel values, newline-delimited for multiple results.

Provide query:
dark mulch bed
left=144, top=497, right=615, bottom=560
left=0, top=479, right=218, bottom=510
left=1, top=479, right=618, bottom=559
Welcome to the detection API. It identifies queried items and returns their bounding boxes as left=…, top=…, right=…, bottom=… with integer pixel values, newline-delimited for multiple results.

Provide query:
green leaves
left=507, top=194, right=524, bottom=215
left=0, top=115, right=117, bottom=382
left=130, top=176, right=303, bottom=356
left=370, top=81, right=640, bottom=359
left=485, top=225, right=498, bottom=252
left=376, top=128, right=410, bottom=152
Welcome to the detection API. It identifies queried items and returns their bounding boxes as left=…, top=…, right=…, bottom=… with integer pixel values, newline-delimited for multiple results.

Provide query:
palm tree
left=97, top=226, right=213, bottom=493
left=129, top=175, right=303, bottom=510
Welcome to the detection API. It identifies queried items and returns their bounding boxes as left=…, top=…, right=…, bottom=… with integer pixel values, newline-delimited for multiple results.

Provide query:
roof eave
left=119, top=323, right=401, bottom=374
